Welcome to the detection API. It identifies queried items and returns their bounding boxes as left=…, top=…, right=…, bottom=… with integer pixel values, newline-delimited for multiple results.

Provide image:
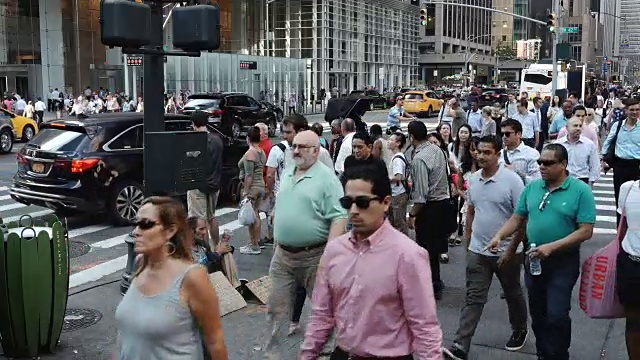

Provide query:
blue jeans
left=525, top=249, right=580, bottom=360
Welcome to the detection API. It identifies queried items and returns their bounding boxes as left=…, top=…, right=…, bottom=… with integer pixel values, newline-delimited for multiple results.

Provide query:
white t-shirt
left=265, top=140, right=289, bottom=195
left=390, top=153, right=407, bottom=197
left=618, top=180, right=640, bottom=257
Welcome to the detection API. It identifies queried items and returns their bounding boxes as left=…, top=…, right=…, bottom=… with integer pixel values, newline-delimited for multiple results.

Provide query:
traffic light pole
left=551, top=0, right=560, bottom=99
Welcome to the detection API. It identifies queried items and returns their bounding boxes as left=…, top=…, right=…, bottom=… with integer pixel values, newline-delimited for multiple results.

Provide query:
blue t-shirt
left=387, top=106, right=403, bottom=128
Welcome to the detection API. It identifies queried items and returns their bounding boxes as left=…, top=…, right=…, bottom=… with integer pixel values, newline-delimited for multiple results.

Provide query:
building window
left=571, top=45, right=582, bottom=61
left=502, top=35, right=507, bottom=42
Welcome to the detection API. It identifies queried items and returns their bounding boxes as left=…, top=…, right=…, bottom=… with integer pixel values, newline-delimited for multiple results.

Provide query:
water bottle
left=529, top=243, right=542, bottom=276
left=222, top=229, right=232, bottom=243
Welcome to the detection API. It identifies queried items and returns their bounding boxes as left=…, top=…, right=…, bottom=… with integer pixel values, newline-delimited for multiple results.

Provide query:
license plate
left=31, top=162, right=45, bottom=173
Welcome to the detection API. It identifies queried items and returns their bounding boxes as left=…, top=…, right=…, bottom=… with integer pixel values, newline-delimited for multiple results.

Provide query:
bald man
left=265, top=130, right=348, bottom=358
left=554, top=117, right=600, bottom=186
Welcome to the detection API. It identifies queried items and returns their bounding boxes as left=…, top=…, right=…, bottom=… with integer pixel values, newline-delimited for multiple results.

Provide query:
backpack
left=391, top=154, right=411, bottom=193
left=275, top=142, right=287, bottom=179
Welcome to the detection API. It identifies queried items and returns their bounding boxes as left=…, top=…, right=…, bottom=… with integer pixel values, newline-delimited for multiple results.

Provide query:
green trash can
left=0, top=214, right=69, bottom=358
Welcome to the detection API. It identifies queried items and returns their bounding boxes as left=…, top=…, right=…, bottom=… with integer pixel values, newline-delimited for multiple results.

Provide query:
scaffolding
left=263, top=0, right=419, bottom=97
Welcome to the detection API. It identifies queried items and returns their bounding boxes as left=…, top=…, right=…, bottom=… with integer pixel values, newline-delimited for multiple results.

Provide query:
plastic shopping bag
left=237, top=198, right=256, bottom=226
left=579, top=238, right=624, bottom=319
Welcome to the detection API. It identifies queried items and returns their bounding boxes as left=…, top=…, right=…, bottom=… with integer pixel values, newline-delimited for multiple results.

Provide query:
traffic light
left=420, top=9, right=428, bottom=26
left=547, top=13, right=556, bottom=33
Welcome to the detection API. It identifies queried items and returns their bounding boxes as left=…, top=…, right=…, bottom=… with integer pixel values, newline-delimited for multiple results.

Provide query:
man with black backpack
left=388, top=131, right=410, bottom=235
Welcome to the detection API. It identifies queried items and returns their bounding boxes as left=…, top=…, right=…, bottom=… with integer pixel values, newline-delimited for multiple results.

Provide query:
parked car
left=181, top=92, right=279, bottom=138
left=349, top=90, right=387, bottom=110
left=0, top=114, right=17, bottom=154
left=479, top=87, right=509, bottom=107
left=10, top=113, right=247, bottom=225
left=0, top=107, right=38, bottom=142
left=403, top=90, right=444, bottom=118
left=384, top=92, right=404, bottom=107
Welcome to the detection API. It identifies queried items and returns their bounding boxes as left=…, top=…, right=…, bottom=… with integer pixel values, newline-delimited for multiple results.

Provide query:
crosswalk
left=0, top=171, right=619, bottom=290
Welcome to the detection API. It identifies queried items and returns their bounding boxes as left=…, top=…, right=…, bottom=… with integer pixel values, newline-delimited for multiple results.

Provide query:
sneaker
left=505, top=330, right=528, bottom=351
left=443, top=344, right=467, bottom=360
left=287, top=322, right=300, bottom=336
left=239, top=246, right=261, bottom=255
left=440, top=253, right=449, bottom=263
left=259, top=237, right=274, bottom=249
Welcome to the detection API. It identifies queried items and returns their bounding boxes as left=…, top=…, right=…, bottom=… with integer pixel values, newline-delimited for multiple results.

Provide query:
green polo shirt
left=273, top=161, right=347, bottom=247
left=515, top=176, right=596, bottom=246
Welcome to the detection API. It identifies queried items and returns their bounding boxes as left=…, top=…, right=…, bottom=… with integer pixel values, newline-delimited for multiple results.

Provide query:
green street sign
left=561, top=27, right=579, bottom=33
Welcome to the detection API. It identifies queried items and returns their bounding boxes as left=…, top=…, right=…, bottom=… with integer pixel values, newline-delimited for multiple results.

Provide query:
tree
left=494, top=41, right=517, bottom=58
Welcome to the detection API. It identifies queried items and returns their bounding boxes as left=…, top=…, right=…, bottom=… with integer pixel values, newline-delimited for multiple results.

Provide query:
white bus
left=520, top=64, right=567, bottom=100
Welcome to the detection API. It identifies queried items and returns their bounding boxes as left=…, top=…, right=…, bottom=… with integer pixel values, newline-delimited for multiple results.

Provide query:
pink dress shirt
left=300, top=221, right=443, bottom=360
left=557, top=123, right=599, bottom=146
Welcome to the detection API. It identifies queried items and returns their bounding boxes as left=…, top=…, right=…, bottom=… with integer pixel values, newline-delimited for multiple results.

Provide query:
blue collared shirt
left=467, top=109, right=483, bottom=134
left=601, top=120, right=640, bottom=160
left=549, top=111, right=568, bottom=135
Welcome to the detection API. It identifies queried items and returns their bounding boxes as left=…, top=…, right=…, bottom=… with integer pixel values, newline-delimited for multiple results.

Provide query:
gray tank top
left=115, top=264, right=204, bottom=360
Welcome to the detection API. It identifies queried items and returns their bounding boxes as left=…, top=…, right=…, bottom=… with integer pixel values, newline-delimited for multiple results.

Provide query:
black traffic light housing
left=547, top=13, right=556, bottom=33
left=100, top=0, right=151, bottom=48
left=420, top=9, right=428, bottom=26
left=172, top=4, right=221, bottom=51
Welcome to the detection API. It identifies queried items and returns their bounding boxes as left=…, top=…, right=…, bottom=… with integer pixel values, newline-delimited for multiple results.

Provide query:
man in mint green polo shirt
left=265, top=130, right=348, bottom=359
left=486, top=143, right=595, bottom=360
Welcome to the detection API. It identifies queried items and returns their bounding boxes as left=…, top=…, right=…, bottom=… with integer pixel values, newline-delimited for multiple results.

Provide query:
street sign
left=561, top=27, right=579, bottom=33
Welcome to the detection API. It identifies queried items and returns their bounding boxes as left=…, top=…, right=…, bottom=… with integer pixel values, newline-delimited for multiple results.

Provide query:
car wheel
left=427, top=106, right=433, bottom=118
left=109, top=180, right=145, bottom=226
left=267, top=118, right=277, bottom=137
left=0, top=128, right=13, bottom=154
left=22, top=125, right=35, bottom=142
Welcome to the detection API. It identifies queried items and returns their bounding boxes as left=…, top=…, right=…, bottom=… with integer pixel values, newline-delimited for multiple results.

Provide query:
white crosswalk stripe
left=0, top=171, right=619, bottom=289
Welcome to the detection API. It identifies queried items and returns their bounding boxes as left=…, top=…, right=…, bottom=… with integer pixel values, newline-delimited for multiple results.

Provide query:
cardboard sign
left=208, top=272, right=247, bottom=316
left=245, top=276, right=272, bottom=304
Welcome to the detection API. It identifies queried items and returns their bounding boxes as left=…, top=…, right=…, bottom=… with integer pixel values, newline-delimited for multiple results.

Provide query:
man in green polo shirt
left=265, top=130, right=348, bottom=359
left=486, top=143, right=595, bottom=360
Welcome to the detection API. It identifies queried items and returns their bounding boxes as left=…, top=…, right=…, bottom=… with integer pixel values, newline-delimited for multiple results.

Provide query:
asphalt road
left=0, top=110, right=626, bottom=359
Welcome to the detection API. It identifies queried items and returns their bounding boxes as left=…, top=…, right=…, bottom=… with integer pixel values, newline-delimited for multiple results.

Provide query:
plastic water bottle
left=529, top=243, right=542, bottom=276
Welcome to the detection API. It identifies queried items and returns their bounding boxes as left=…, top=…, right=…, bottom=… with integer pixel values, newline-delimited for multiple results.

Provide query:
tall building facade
left=619, top=0, right=640, bottom=81
left=418, top=0, right=494, bottom=85
left=491, top=0, right=514, bottom=51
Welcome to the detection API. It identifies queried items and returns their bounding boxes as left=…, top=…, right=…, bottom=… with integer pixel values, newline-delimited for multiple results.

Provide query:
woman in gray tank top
left=115, top=196, right=228, bottom=360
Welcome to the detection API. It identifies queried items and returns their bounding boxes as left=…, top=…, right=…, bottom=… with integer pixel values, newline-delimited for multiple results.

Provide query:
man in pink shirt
left=301, top=165, right=444, bottom=360
left=556, top=105, right=599, bottom=146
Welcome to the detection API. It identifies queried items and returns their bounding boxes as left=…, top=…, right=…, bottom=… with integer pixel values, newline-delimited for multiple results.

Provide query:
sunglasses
left=502, top=131, right=514, bottom=137
left=537, top=159, right=559, bottom=167
left=539, top=191, right=552, bottom=211
left=136, top=219, right=159, bottom=230
left=339, top=196, right=382, bottom=209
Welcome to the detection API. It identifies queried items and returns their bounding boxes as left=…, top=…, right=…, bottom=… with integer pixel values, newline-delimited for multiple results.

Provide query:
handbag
left=602, top=119, right=623, bottom=167
left=442, top=150, right=459, bottom=234
left=578, top=183, right=633, bottom=319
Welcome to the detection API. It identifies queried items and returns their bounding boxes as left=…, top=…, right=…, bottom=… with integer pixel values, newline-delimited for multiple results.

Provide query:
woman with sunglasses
left=115, top=196, right=228, bottom=360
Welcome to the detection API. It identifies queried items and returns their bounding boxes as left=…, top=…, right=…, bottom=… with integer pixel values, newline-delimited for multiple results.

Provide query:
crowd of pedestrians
left=109, top=84, right=640, bottom=360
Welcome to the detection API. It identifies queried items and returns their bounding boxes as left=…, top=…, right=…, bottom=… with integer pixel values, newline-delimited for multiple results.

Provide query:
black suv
left=10, top=113, right=247, bottom=225
left=349, top=90, right=388, bottom=110
left=181, top=92, right=278, bottom=138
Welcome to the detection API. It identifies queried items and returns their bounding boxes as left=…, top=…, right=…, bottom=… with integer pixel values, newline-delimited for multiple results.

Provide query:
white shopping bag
left=237, top=198, right=256, bottom=226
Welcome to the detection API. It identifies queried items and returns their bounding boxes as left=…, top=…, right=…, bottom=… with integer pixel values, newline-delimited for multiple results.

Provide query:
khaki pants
left=389, top=192, right=409, bottom=235
left=264, top=245, right=324, bottom=359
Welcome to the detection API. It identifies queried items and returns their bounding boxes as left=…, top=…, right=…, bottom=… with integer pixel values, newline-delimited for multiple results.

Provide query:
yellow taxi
left=0, top=107, right=38, bottom=142
left=403, top=90, right=444, bottom=118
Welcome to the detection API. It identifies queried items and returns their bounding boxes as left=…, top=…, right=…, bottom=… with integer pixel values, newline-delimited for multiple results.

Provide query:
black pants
left=457, top=197, right=465, bottom=236
left=415, top=200, right=449, bottom=293
left=613, top=158, right=640, bottom=225
left=578, top=177, right=589, bottom=184
left=330, top=347, right=412, bottom=360
left=36, top=110, right=44, bottom=125
left=291, top=285, right=306, bottom=323
left=523, top=137, right=535, bottom=148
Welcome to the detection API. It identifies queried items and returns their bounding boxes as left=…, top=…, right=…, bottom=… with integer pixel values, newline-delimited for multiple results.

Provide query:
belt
left=278, top=242, right=326, bottom=254
left=333, top=347, right=412, bottom=360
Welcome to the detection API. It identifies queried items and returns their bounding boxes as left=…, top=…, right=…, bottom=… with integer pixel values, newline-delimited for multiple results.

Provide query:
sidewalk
left=1, top=223, right=626, bottom=360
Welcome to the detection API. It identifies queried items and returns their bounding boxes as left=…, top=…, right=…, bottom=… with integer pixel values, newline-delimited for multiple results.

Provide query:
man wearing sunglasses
left=266, top=130, right=348, bottom=359
left=486, top=144, right=596, bottom=360
left=301, top=165, right=444, bottom=360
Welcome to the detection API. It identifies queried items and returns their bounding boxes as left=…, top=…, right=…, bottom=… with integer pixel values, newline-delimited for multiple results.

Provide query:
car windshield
left=404, top=93, right=424, bottom=100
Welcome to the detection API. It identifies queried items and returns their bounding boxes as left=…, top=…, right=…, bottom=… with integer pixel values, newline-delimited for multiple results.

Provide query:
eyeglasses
left=291, top=144, right=317, bottom=150
left=538, top=191, right=552, bottom=211
left=537, top=159, right=559, bottom=167
left=339, top=196, right=382, bottom=209
left=136, top=219, right=159, bottom=230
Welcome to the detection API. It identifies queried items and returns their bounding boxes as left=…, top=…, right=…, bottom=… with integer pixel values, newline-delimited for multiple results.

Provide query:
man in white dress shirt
left=511, top=98, right=540, bottom=149
left=554, top=117, right=600, bottom=186
left=334, top=118, right=356, bottom=176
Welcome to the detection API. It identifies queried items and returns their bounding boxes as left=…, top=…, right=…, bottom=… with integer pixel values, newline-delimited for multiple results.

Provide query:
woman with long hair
left=449, top=124, right=473, bottom=168
left=436, top=122, right=453, bottom=147
left=455, top=138, right=480, bottom=247
left=115, top=196, right=228, bottom=360
left=238, top=126, right=267, bottom=255
left=547, top=95, right=562, bottom=121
